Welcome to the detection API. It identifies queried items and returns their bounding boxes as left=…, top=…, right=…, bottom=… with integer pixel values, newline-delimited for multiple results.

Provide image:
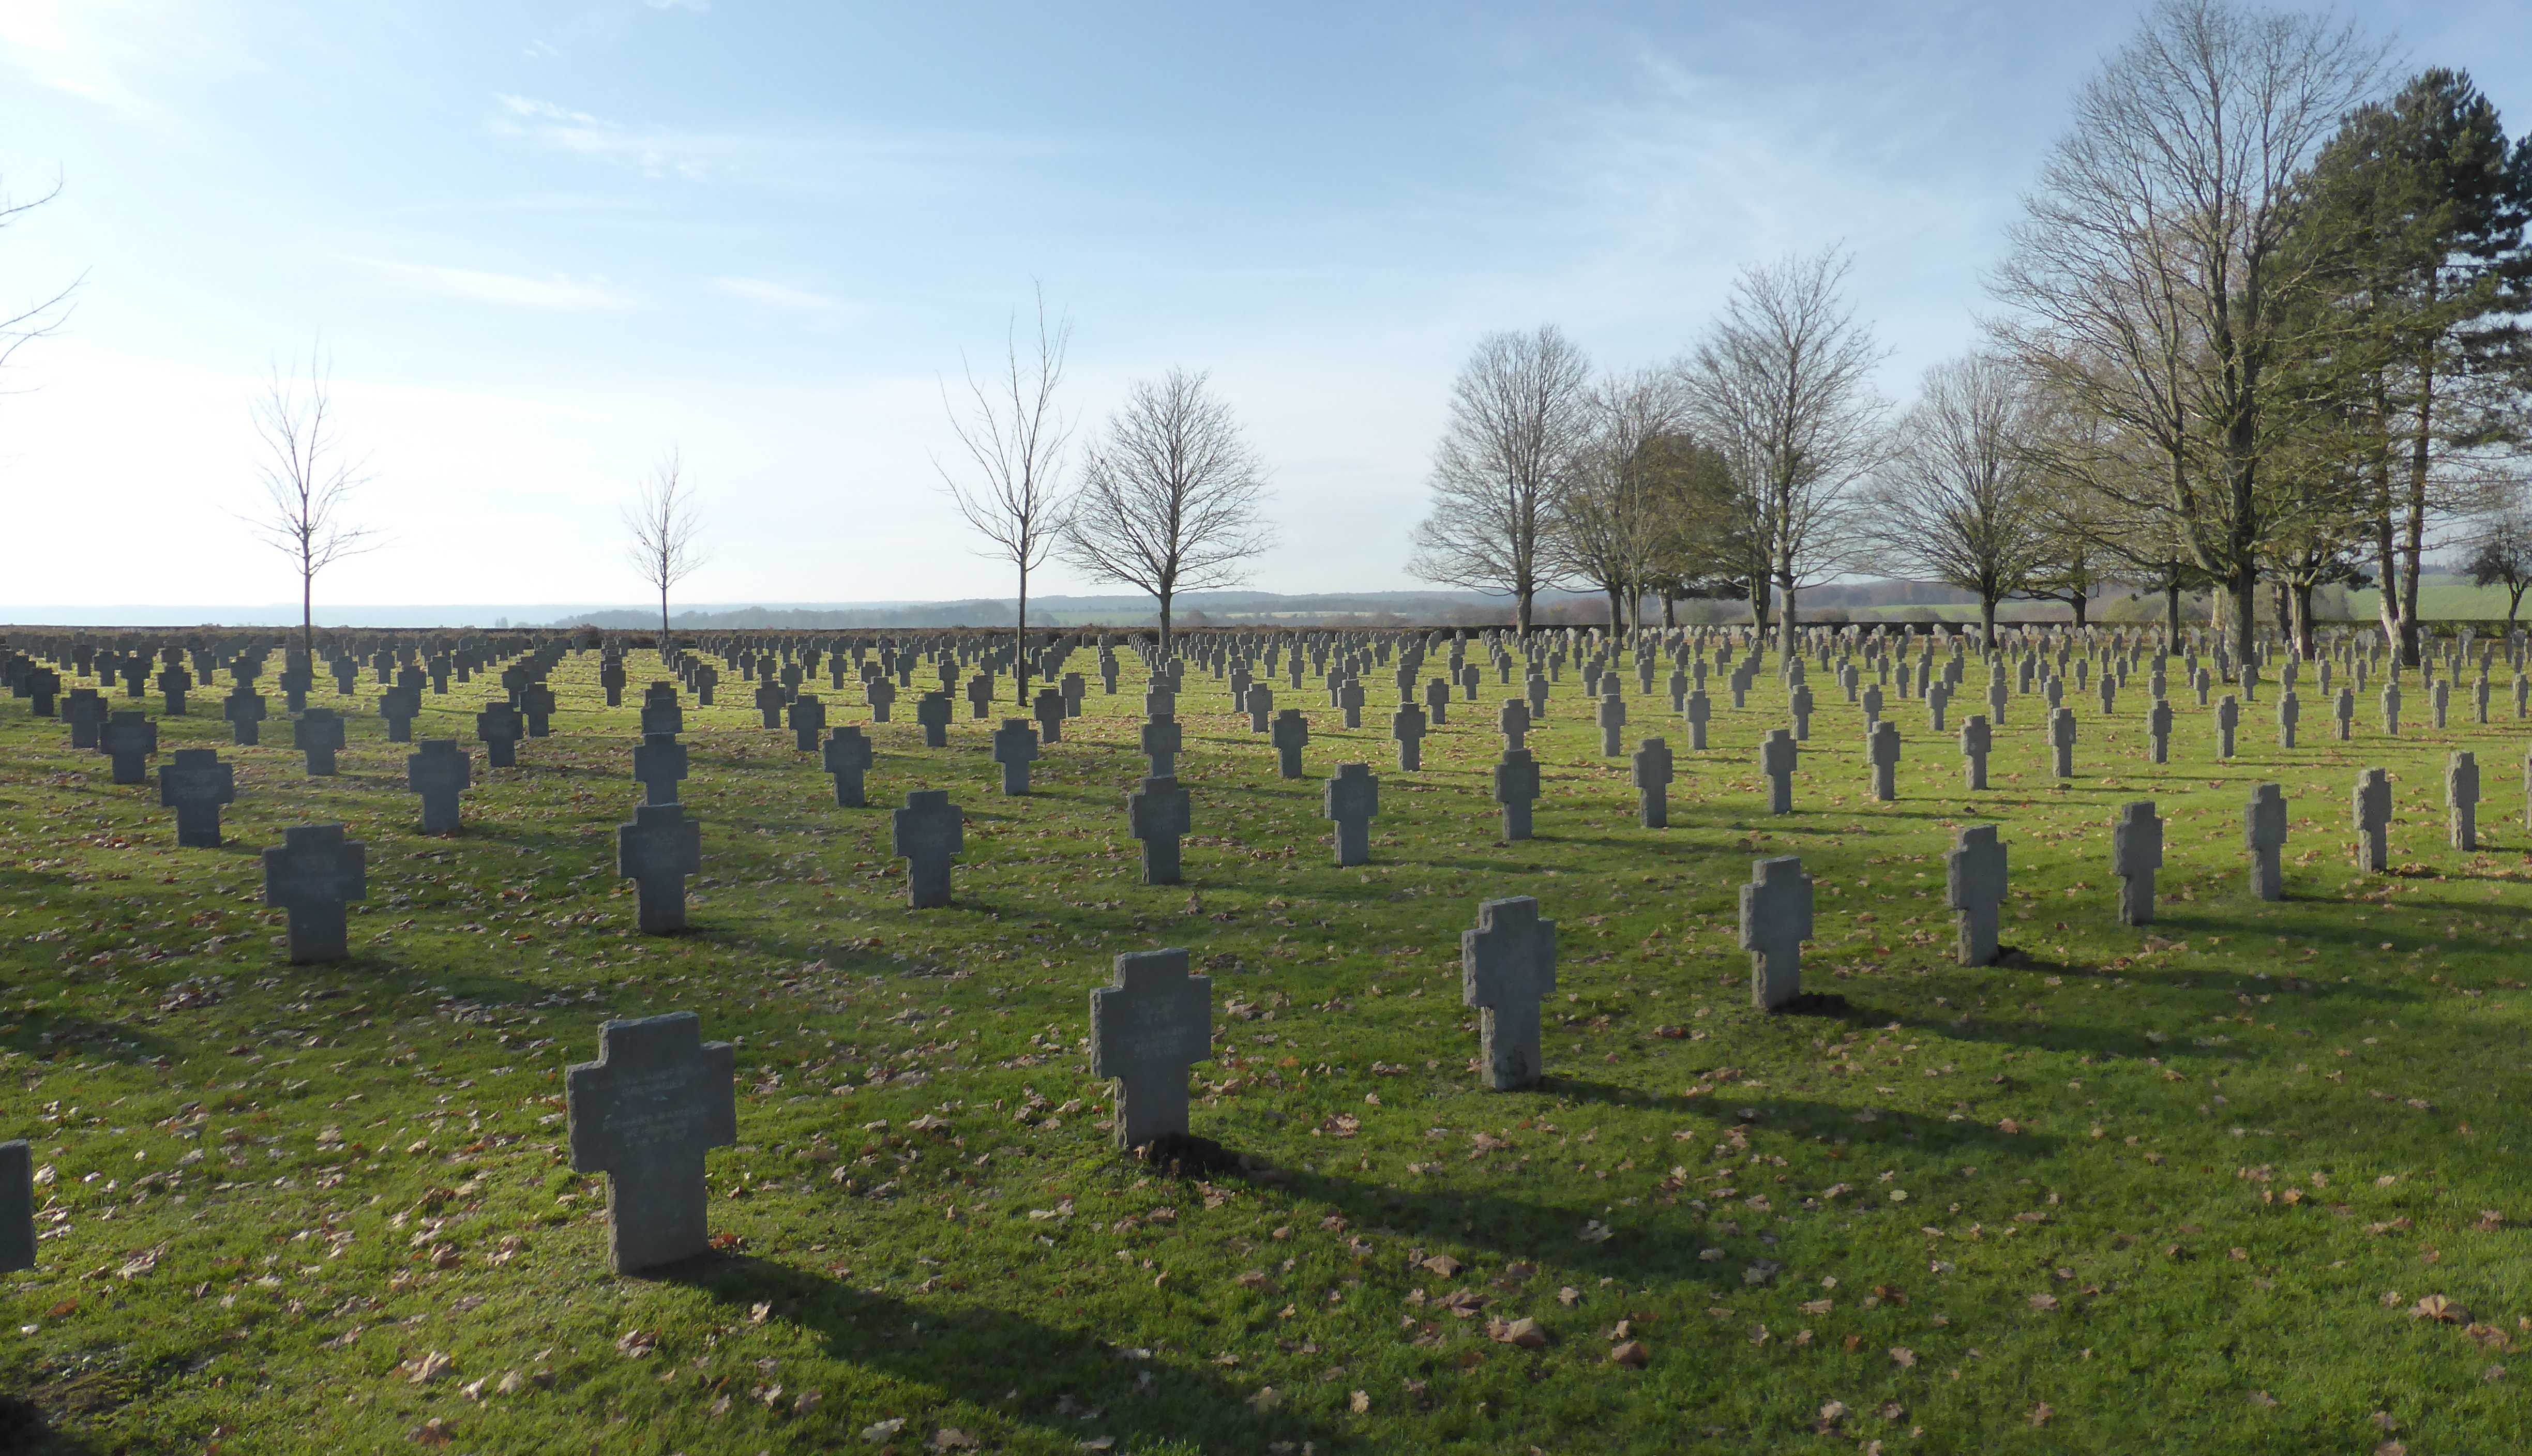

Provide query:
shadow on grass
left=0, top=1392, right=107, bottom=1456
left=669, top=1253, right=1343, bottom=1451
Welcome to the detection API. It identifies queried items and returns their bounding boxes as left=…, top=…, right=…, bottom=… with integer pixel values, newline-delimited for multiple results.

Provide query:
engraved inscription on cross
left=1463, top=896, right=1556, bottom=1090
left=566, top=1012, right=736, bottom=1274
left=1089, top=949, right=1213, bottom=1148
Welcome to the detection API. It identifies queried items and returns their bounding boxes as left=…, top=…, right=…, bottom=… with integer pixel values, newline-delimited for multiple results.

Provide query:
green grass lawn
left=2, top=641, right=2526, bottom=1454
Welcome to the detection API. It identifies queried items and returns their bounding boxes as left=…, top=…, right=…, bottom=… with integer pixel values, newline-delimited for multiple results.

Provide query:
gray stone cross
left=408, top=740, right=470, bottom=833
left=1632, top=737, right=1674, bottom=828
left=1494, top=747, right=1541, bottom=841
left=618, top=803, right=703, bottom=934
left=2381, top=683, right=2402, bottom=737
left=1945, top=824, right=2008, bottom=965
left=223, top=685, right=267, bottom=746
left=893, top=788, right=964, bottom=908
left=2244, top=782, right=2287, bottom=901
left=1463, top=896, right=1556, bottom=1090
left=158, top=748, right=236, bottom=848
left=1741, top=856, right=1814, bottom=1010
left=1497, top=699, right=1531, bottom=752
left=1323, top=763, right=1378, bottom=866
left=1596, top=692, right=1627, bottom=756
left=2277, top=690, right=2299, bottom=749
left=2048, top=706, right=2076, bottom=779
left=787, top=693, right=827, bottom=752
left=1245, top=682, right=1274, bottom=733
left=823, top=725, right=875, bottom=808
left=1033, top=686, right=1066, bottom=743
left=1139, top=714, right=1182, bottom=777
left=2111, top=801, right=2163, bottom=926
left=1391, top=702, right=1427, bottom=770
left=100, top=711, right=158, bottom=785
left=1959, top=713, right=1991, bottom=790
left=1128, top=774, right=1192, bottom=884
left=1089, top=949, right=1213, bottom=1148
left=566, top=1011, right=736, bottom=1273
left=293, top=707, right=347, bottom=777
left=1760, top=728, right=1798, bottom=814
left=2353, top=767, right=2392, bottom=872
left=1271, top=708, right=1309, bottom=779
left=991, top=718, right=1041, bottom=795
left=263, top=823, right=368, bottom=963
left=476, top=701, right=523, bottom=767
left=629, top=732, right=687, bottom=807
left=1867, top=720, right=1901, bottom=802
left=2214, top=695, right=2239, bottom=759
left=2447, top=750, right=2480, bottom=852
left=915, top=690, right=952, bottom=747
left=1684, top=687, right=1712, bottom=749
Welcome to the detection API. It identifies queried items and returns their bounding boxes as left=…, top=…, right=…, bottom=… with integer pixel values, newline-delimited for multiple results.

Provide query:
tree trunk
left=659, top=584, right=670, bottom=644
left=2068, top=586, right=2088, bottom=631
left=1661, top=592, right=1677, bottom=628
left=2229, top=564, right=2257, bottom=683
left=2164, top=577, right=2182, bottom=656
left=1775, top=573, right=1798, bottom=662
left=1015, top=568, right=1030, bottom=707
left=1604, top=584, right=1623, bottom=630
left=1515, top=585, right=1534, bottom=639
left=302, top=564, right=313, bottom=662
left=1157, top=590, right=1173, bottom=659
left=2290, top=581, right=2314, bottom=660
left=1979, top=596, right=1998, bottom=650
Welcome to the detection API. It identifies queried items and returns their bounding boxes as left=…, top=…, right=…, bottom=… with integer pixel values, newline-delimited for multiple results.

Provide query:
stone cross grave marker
left=2353, top=767, right=2392, bottom=872
left=753, top=679, right=786, bottom=729
left=2214, top=695, right=2239, bottom=759
left=1596, top=693, right=1627, bottom=756
left=1959, top=713, right=1991, bottom=790
left=1129, top=774, right=1191, bottom=884
left=1632, top=737, right=1673, bottom=828
left=1245, top=683, right=1274, bottom=733
left=1271, top=709, right=1309, bottom=779
left=1324, top=763, right=1378, bottom=866
left=1867, top=720, right=1901, bottom=801
left=991, top=719, right=1041, bottom=795
left=787, top=693, right=826, bottom=752
left=1926, top=680, right=1950, bottom=733
left=158, top=748, right=236, bottom=848
left=379, top=686, right=419, bottom=743
left=639, top=688, right=683, bottom=739
left=1497, top=699, right=1531, bottom=752
left=2245, top=782, right=2287, bottom=901
left=1741, top=856, right=1814, bottom=1010
left=1463, top=896, right=1556, bottom=1090
left=2381, top=684, right=2402, bottom=737
left=1423, top=676, right=1451, bottom=727
left=1034, top=687, right=1066, bottom=744
left=1139, top=714, right=1182, bottom=777
left=823, top=726, right=874, bottom=807
left=293, top=708, right=347, bottom=776
left=2048, top=706, right=2076, bottom=778
left=1089, top=949, right=1213, bottom=1148
left=100, top=711, right=158, bottom=784
left=2277, top=690, right=2299, bottom=748
left=223, top=685, right=267, bottom=745
left=618, top=803, right=703, bottom=934
left=566, top=1011, right=736, bottom=1274
left=263, top=824, right=368, bottom=963
left=893, top=789, right=964, bottom=908
left=2432, top=679, right=2450, bottom=731
left=915, top=690, right=951, bottom=747
left=476, top=701, right=523, bottom=767
left=2333, top=688, right=2355, bottom=741
left=1685, top=687, right=1712, bottom=749
left=1945, top=824, right=2008, bottom=966
left=1, top=1140, right=29, bottom=1273
left=408, top=740, right=470, bottom=833
left=1391, top=702, right=1426, bottom=770
left=1761, top=728, right=1798, bottom=814
left=2448, top=750, right=2479, bottom=852
left=1790, top=682, right=1814, bottom=741
left=2111, top=801, right=2163, bottom=926
left=1338, top=678, right=1365, bottom=729
left=633, top=734, right=688, bottom=807
left=1494, top=748, right=1540, bottom=841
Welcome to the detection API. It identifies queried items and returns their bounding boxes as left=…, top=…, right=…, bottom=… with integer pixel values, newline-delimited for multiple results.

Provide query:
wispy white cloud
left=521, top=38, right=560, bottom=60
left=485, top=93, right=1079, bottom=190
left=356, top=257, right=638, bottom=312
left=489, top=93, right=730, bottom=180
left=710, top=276, right=861, bottom=326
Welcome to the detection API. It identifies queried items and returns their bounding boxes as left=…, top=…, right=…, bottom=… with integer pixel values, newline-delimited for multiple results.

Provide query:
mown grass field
left=1, top=637, right=2526, bottom=1454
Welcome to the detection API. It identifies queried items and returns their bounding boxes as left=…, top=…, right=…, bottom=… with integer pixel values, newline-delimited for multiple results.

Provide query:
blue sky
left=1, top=0, right=2524, bottom=612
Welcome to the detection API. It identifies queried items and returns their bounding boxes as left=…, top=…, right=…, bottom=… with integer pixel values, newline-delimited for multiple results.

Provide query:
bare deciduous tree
left=939, top=289, right=1076, bottom=705
left=1, top=175, right=76, bottom=383
left=1865, top=352, right=2053, bottom=646
left=245, top=348, right=380, bottom=659
left=1060, top=367, right=1273, bottom=656
left=2466, top=489, right=2532, bottom=621
left=1990, top=0, right=2384, bottom=673
left=1681, top=247, right=1890, bottom=657
left=1408, top=325, right=1593, bottom=636
left=1551, top=368, right=1690, bottom=630
left=624, top=448, right=709, bottom=644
